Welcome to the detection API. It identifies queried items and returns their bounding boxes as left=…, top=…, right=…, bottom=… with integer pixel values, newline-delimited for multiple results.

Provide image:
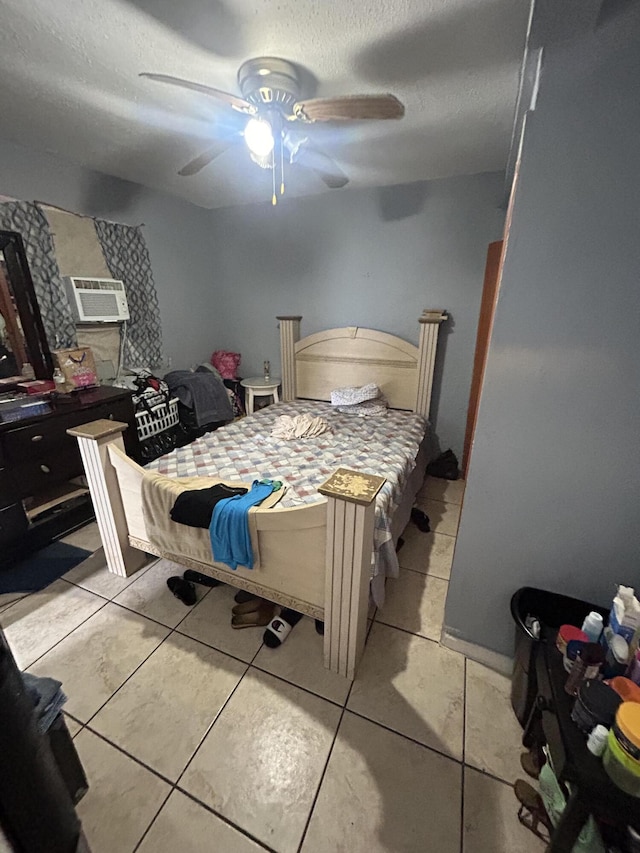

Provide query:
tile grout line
left=373, top=615, right=443, bottom=645
left=171, top=637, right=263, bottom=790
left=21, top=596, right=111, bottom=671
left=369, top=618, right=450, bottom=647
left=396, top=563, right=452, bottom=582
left=130, top=788, right=173, bottom=853
left=346, top=706, right=464, bottom=768
left=171, top=787, right=276, bottom=853
left=248, top=662, right=347, bottom=710
left=460, top=655, right=468, bottom=853
left=295, top=678, right=356, bottom=853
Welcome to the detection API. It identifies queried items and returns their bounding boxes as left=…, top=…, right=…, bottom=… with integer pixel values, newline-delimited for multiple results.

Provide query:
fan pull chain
left=271, top=144, right=277, bottom=206
left=280, top=128, right=285, bottom=197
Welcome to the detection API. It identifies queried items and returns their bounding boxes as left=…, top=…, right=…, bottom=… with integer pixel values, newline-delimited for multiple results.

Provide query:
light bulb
left=244, top=118, right=274, bottom=157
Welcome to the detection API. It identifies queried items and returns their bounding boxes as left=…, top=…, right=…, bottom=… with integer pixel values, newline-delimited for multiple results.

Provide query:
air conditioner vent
left=63, top=277, right=130, bottom=323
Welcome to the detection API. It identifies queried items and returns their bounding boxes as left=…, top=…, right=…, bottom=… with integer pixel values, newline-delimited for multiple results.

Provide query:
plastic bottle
left=565, top=643, right=605, bottom=696
left=581, top=611, right=604, bottom=643
left=627, top=649, right=640, bottom=686
left=53, top=368, right=66, bottom=392
left=586, top=725, right=608, bottom=757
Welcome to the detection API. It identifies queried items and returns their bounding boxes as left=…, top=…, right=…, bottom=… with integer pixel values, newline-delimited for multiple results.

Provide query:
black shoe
left=167, top=576, right=197, bottom=605
left=411, top=508, right=431, bottom=533
left=183, top=569, right=221, bottom=588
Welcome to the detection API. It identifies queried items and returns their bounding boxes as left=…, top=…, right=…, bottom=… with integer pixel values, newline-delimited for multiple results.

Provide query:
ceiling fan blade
left=292, top=94, right=404, bottom=123
left=289, top=141, right=349, bottom=189
left=178, top=142, right=234, bottom=176
left=140, top=73, right=256, bottom=114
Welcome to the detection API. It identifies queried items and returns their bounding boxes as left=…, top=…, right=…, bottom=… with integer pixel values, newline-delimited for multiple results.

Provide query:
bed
left=69, top=310, right=446, bottom=679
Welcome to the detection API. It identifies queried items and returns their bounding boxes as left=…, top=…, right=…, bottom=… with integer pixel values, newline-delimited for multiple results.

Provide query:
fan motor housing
left=238, top=57, right=301, bottom=114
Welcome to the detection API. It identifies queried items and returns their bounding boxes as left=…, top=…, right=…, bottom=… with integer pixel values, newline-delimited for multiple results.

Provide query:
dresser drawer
left=1, top=398, right=133, bottom=463
left=17, top=446, right=83, bottom=498
left=0, top=502, right=29, bottom=546
left=0, top=468, right=16, bottom=508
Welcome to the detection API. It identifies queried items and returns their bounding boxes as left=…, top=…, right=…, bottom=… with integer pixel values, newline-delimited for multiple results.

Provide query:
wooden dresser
left=0, top=386, right=138, bottom=564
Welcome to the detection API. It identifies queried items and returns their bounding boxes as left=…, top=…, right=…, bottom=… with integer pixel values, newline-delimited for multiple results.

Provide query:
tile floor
left=0, top=477, right=544, bottom=853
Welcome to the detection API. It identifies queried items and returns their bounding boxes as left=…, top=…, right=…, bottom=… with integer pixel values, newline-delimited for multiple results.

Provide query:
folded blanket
left=271, top=413, right=329, bottom=439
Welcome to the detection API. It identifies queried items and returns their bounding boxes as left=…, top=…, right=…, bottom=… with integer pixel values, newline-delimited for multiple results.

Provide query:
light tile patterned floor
left=0, top=478, right=544, bottom=853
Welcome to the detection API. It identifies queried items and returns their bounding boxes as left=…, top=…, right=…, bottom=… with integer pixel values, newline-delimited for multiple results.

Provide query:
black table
left=524, top=626, right=640, bottom=852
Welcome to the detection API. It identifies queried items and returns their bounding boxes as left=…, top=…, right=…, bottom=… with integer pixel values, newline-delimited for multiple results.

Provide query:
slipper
left=234, top=589, right=255, bottom=604
left=410, top=508, right=430, bottom=533
left=183, top=570, right=221, bottom=588
left=232, top=597, right=264, bottom=616
left=263, top=608, right=303, bottom=648
left=315, top=619, right=324, bottom=636
left=167, top=576, right=197, bottom=606
left=231, top=603, right=275, bottom=629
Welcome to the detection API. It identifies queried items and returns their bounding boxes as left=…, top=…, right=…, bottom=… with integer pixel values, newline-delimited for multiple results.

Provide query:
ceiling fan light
left=244, top=118, right=274, bottom=157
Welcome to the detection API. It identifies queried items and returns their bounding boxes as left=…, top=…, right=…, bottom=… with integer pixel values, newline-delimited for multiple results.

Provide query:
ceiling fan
left=140, top=57, right=404, bottom=204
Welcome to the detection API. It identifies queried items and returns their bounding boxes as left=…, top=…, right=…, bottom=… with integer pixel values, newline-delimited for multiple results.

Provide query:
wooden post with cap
left=319, top=468, right=386, bottom=679
left=277, top=315, right=302, bottom=402
left=67, top=419, right=148, bottom=577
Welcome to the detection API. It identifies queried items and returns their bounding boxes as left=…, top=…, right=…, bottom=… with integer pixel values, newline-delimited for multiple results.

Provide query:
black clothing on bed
left=170, top=484, right=248, bottom=529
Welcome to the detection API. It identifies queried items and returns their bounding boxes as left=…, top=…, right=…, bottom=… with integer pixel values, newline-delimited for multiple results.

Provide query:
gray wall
left=445, top=5, right=640, bottom=657
left=0, top=134, right=506, bottom=456
left=0, top=138, right=217, bottom=369
left=207, top=172, right=505, bottom=459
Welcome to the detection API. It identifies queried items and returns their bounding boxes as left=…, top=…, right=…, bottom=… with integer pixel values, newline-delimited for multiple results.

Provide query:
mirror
left=0, top=230, right=53, bottom=383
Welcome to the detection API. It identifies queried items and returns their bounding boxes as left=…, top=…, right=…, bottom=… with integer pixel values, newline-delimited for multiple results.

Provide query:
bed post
left=277, top=315, right=302, bottom=402
left=67, top=420, right=148, bottom=578
left=319, top=468, right=386, bottom=680
left=415, top=310, right=447, bottom=418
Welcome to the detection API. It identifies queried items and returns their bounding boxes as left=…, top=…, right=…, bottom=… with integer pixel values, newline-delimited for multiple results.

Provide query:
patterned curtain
left=93, top=220, right=163, bottom=367
left=0, top=201, right=76, bottom=348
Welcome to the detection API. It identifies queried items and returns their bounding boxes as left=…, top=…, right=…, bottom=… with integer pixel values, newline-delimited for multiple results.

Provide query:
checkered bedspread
left=147, top=400, right=427, bottom=578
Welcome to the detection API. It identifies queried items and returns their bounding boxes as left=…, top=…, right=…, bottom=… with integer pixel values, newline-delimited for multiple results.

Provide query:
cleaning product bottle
left=582, top=611, right=604, bottom=643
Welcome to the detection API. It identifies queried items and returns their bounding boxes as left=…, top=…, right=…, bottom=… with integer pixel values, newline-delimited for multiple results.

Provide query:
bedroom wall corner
left=206, top=171, right=506, bottom=459
left=444, top=3, right=640, bottom=658
left=0, top=137, right=222, bottom=371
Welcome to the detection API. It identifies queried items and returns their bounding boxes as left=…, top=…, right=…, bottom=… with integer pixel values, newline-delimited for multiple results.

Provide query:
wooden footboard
left=68, top=419, right=381, bottom=679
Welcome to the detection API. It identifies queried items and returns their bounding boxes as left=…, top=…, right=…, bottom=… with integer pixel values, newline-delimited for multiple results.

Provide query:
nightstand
left=240, top=377, right=281, bottom=414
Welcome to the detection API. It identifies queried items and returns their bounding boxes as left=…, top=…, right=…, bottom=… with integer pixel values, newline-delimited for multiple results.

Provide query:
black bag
left=426, top=449, right=460, bottom=481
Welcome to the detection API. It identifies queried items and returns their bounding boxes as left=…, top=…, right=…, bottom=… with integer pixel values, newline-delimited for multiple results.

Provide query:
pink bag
left=211, top=350, right=241, bottom=379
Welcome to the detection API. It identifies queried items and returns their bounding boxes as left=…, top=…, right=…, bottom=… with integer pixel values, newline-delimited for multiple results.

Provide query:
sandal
left=514, top=779, right=553, bottom=844
left=167, top=576, right=197, bottom=606
left=231, top=602, right=275, bottom=629
left=234, top=589, right=256, bottom=604
left=232, top=597, right=265, bottom=616
left=520, top=748, right=542, bottom=780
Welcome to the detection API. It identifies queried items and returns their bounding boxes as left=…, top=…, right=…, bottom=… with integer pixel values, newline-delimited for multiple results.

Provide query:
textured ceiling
left=0, top=0, right=531, bottom=209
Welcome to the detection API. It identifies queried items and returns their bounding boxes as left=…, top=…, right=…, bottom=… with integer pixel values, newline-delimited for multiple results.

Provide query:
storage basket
left=134, top=395, right=179, bottom=441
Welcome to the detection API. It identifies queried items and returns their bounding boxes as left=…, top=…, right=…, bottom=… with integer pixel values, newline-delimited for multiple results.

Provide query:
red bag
left=211, top=350, right=241, bottom=379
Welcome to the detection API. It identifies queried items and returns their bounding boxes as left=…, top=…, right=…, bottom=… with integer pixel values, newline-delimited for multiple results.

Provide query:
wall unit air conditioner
left=64, top=277, right=130, bottom=323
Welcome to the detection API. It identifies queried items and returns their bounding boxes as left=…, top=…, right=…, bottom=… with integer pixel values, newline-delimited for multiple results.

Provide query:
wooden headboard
left=277, top=311, right=446, bottom=418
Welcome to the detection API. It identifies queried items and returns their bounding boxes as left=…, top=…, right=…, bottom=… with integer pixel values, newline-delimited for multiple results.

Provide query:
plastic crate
left=134, top=397, right=179, bottom=441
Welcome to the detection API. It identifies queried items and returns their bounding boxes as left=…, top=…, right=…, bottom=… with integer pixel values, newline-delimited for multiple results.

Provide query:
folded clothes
left=170, top=483, right=248, bottom=529
left=271, top=413, right=329, bottom=440
left=330, top=383, right=380, bottom=406
left=21, top=672, right=67, bottom=734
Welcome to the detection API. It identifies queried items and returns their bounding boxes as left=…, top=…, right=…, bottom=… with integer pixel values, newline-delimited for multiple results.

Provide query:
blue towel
left=209, top=480, right=275, bottom=570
